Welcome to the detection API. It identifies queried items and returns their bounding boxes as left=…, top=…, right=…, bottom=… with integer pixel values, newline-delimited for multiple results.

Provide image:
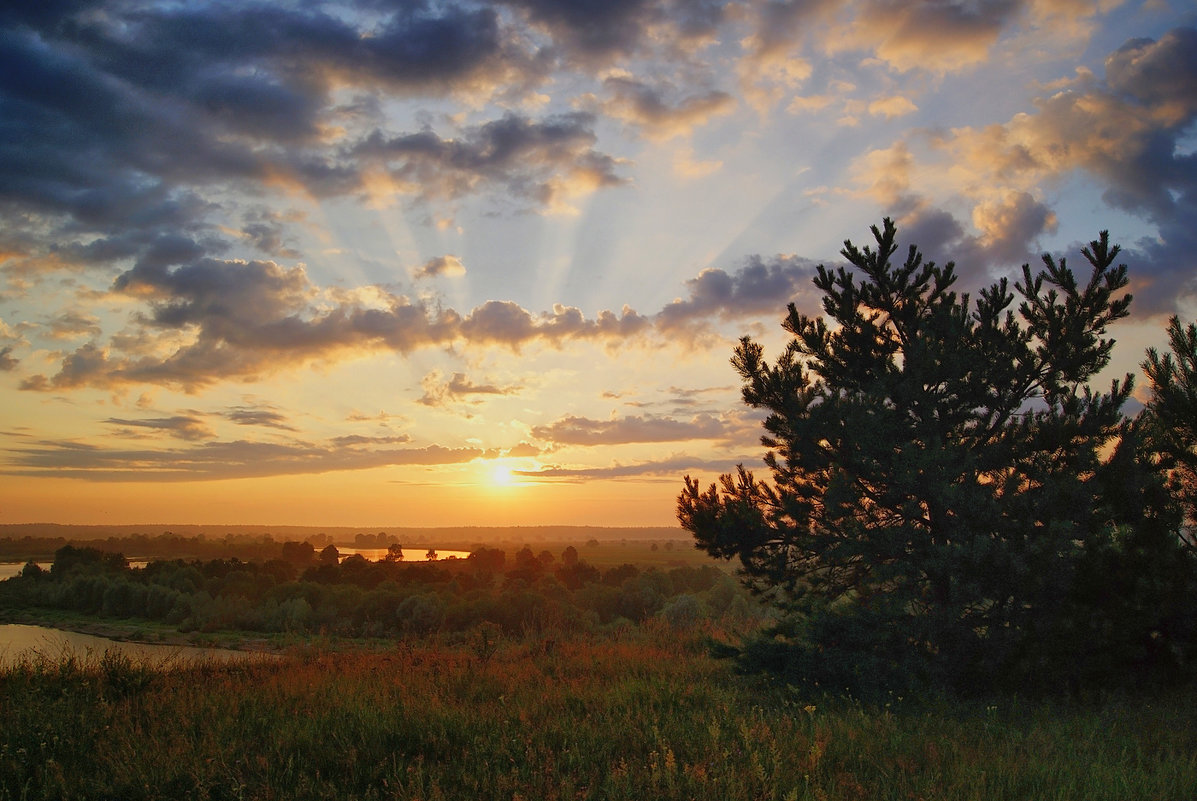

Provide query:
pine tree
left=1143, top=316, right=1197, bottom=550
left=678, top=218, right=1159, bottom=694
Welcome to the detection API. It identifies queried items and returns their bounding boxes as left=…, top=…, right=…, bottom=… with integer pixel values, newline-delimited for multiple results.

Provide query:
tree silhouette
left=677, top=218, right=1187, bottom=694
left=1143, top=316, right=1197, bottom=551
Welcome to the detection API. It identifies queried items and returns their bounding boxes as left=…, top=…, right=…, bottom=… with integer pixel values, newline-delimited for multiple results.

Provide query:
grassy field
left=3, top=622, right=1195, bottom=801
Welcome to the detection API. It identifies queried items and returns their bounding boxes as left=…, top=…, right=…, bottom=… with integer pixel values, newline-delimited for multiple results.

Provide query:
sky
left=1, top=0, right=1195, bottom=529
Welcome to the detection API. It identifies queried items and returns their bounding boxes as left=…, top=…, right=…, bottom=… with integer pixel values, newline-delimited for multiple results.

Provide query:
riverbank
left=0, top=608, right=281, bottom=653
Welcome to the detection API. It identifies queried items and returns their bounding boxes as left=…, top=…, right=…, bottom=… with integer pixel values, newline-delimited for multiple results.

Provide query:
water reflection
left=0, top=561, right=147, bottom=580
left=335, top=547, right=471, bottom=562
left=0, top=563, right=46, bottom=580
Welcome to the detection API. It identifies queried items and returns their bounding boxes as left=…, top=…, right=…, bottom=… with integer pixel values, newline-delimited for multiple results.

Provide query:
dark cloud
left=55, top=231, right=215, bottom=270
left=71, top=3, right=515, bottom=111
left=0, top=346, right=17, bottom=371
left=224, top=407, right=296, bottom=431
left=104, top=415, right=214, bottom=441
left=1105, top=28, right=1197, bottom=110
left=353, top=112, right=627, bottom=208
left=910, top=27, right=1197, bottom=309
left=1125, top=189, right=1197, bottom=314
left=503, top=0, right=656, bottom=59
left=0, top=0, right=629, bottom=295
left=19, top=342, right=108, bottom=390
left=43, top=311, right=102, bottom=341
left=1090, top=29, right=1197, bottom=222
left=1, top=437, right=482, bottom=481
left=419, top=371, right=522, bottom=407
left=742, top=0, right=840, bottom=61
left=18, top=255, right=658, bottom=390
left=585, top=75, right=735, bottom=139
left=655, top=253, right=818, bottom=333
left=241, top=213, right=302, bottom=259
left=13, top=236, right=824, bottom=391
left=458, top=300, right=650, bottom=347
left=330, top=434, right=412, bottom=447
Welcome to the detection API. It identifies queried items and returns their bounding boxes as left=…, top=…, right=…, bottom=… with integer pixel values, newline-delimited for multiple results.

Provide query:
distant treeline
left=0, top=527, right=691, bottom=563
left=0, top=542, right=761, bottom=639
left=1, top=533, right=286, bottom=563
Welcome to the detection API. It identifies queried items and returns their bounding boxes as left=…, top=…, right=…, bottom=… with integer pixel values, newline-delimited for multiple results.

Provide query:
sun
left=490, top=463, right=515, bottom=486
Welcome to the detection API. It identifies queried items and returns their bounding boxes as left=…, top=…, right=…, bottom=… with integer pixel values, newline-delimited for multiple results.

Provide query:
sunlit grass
left=2, top=624, right=1195, bottom=801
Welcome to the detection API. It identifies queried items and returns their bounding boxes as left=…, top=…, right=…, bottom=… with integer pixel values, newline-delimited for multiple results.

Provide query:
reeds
left=2, top=625, right=1194, bottom=800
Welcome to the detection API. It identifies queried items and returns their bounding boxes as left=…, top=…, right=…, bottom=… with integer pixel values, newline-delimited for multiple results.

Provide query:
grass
left=2, top=622, right=1195, bottom=801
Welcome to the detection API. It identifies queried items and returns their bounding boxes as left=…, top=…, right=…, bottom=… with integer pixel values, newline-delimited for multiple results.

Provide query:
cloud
left=515, top=452, right=762, bottom=482
left=346, top=409, right=407, bottom=424
left=741, top=0, right=841, bottom=64
left=224, top=406, right=297, bottom=431
left=672, top=146, right=723, bottom=179
left=0, top=346, right=19, bottom=371
left=458, top=300, right=651, bottom=347
left=42, top=311, right=103, bottom=341
left=16, top=254, right=661, bottom=391
left=104, top=415, right=215, bottom=442
left=829, top=0, right=1023, bottom=74
left=970, top=191, right=1058, bottom=263
left=655, top=253, right=818, bottom=335
left=582, top=75, right=735, bottom=140
left=531, top=413, right=730, bottom=446
left=868, top=95, right=918, bottom=119
left=13, top=235, right=828, bottom=392
left=351, top=112, right=628, bottom=211
left=418, top=370, right=522, bottom=407
left=503, top=0, right=657, bottom=61
left=852, top=141, right=914, bottom=207
left=503, top=441, right=543, bottom=458
left=736, top=0, right=837, bottom=111
left=330, top=434, right=412, bottom=447
left=847, top=28, right=1197, bottom=308
left=413, top=255, right=467, bottom=279
left=239, top=212, right=302, bottom=259
left=1, top=437, right=483, bottom=482
left=1104, top=27, right=1197, bottom=113
left=0, top=2, right=630, bottom=299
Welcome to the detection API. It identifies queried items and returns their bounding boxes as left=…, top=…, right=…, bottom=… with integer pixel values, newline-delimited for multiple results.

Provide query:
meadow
left=2, top=536, right=1196, bottom=800
left=3, top=622, right=1196, bottom=801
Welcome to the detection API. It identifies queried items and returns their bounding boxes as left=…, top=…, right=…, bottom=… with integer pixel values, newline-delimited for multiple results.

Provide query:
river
left=0, top=549, right=471, bottom=580
left=0, top=624, right=273, bottom=669
left=0, top=548, right=470, bottom=666
left=0, top=561, right=149, bottom=580
left=336, top=547, right=471, bottom=562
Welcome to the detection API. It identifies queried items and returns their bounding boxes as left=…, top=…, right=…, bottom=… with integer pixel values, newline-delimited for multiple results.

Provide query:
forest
left=0, top=537, right=758, bottom=642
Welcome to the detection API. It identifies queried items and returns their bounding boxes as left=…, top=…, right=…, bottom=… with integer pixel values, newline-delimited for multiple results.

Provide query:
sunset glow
left=490, top=463, right=516, bottom=487
left=1, top=1, right=1194, bottom=528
